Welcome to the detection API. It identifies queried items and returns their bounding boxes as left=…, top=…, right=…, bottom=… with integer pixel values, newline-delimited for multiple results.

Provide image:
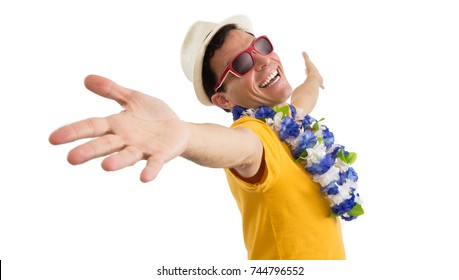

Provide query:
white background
left=1, top=0, right=458, bottom=279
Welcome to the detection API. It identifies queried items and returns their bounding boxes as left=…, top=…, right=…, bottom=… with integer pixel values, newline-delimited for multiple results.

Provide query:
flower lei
left=232, top=104, right=364, bottom=221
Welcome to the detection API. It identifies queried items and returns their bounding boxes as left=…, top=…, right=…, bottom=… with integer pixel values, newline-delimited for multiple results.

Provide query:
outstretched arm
left=290, top=52, right=324, bottom=114
left=49, top=75, right=263, bottom=183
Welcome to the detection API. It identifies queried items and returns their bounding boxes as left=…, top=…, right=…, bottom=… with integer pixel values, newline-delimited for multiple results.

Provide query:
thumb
left=84, top=74, right=134, bottom=107
left=140, top=156, right=166, bottom=183
left=303, top=52, right=312, bottom=74
left=302, top=51, right=310, bottom=66
left=302, top=52, right=325, bottom=90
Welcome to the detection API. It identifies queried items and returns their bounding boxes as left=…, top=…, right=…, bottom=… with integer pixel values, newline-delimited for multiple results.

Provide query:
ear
left=211, top=93, right=232, bottom=110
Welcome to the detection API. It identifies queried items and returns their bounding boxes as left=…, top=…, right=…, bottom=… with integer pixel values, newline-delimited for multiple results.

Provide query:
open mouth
left=259, top=70, right=280, bottom=88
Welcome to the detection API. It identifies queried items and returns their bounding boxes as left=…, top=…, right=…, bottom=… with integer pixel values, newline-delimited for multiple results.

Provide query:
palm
left=49, top=75, right=190, bottom=182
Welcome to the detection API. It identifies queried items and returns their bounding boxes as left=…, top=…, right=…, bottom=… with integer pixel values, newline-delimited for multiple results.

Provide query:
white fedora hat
left=180, top=15, right=253, bottom=106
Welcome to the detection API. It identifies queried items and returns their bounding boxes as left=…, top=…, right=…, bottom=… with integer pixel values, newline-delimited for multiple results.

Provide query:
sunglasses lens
left=254, top=37, right=273, bottom=55
left=232, top=52, right=254, bottom=75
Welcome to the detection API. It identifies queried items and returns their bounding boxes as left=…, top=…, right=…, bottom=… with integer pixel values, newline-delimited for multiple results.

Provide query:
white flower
left=335, top=158, right=350, bottom=172
left=305, top=142, right=327, bottom=166
left=354, top=194, right=364, bottom=205
left=295, top=108, right=307, bottom=121
left=286, top=132, right=302, bottom=147
left=267, top=112, right=284, bottom=131
left=313, top=166, right=340, bottom=186
left=242, top=108, right=256, bottom=118
left=328, top=181, right=353, bottom=205
left=315, top=126, right=323, bottom=139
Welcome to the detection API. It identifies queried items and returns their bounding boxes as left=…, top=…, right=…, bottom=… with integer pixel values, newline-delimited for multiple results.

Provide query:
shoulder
left=231, top=117, right=276, bottom=137
left=231, top=117, right=281, bottom=147
left=231, top=116, right=286, bottom=173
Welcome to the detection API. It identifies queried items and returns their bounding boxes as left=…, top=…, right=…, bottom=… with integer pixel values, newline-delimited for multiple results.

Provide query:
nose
left=252, top=51, right=270, bottom=71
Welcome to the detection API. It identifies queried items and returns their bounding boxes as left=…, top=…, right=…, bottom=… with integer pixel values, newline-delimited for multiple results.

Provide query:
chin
left=277, top=90, right=292, bottom=104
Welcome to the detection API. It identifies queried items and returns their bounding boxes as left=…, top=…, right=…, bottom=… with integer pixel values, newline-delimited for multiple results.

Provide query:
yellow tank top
left=225, top=117, right=346, bottom=260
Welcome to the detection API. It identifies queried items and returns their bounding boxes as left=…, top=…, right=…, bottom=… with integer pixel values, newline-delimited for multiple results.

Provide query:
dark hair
left=202, top=24, right=239, bottom=104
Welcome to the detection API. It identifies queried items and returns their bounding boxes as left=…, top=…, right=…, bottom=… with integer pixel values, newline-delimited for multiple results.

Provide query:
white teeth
left=260, top=70, right=279, bottom=88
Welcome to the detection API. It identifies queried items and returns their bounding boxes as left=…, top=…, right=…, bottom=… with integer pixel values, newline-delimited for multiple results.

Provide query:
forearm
left=291, top=78, right=320, bottom=115
left=182, top=122, right=263, bottom=174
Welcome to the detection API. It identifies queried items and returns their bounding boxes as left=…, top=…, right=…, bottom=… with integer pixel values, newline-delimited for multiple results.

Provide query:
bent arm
left=291, top=52, right=324, bottom=114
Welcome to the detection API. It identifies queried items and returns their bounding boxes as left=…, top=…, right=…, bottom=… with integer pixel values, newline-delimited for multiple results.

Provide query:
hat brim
left=193, top=15, right=253, bottom=106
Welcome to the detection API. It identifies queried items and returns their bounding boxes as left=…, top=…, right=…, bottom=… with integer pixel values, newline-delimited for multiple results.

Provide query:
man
left=49, top=15, right=347, bottom=259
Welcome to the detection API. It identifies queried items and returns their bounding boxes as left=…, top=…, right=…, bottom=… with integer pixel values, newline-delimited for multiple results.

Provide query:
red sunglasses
left=213, top=35, right=273, bottom=94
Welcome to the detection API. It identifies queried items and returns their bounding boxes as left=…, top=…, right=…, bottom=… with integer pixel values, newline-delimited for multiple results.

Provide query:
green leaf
left=348, top=203, right=364, bottom=216
left=273, top=105, right=290, bottom=118
left=279, top=105, right=290, bottom=117
left=295, top=151, right=308, bottom=163
left=338, top=149, right=346, bottom=162
left=330, top=212, right=339, bottom=218
left=345, top=152, right=357, bottom=165
left=312, top=122, right=320, bottom=131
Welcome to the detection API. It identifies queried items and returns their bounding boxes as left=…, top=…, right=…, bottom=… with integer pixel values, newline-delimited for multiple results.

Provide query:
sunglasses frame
left=213, top=35, right=273, bottom=94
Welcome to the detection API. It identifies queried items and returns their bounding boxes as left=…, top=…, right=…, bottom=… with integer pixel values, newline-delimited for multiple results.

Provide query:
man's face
left=210, top=30, right=292, bottom=110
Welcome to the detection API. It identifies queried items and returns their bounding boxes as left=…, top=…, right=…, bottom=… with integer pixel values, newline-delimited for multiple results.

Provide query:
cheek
left=226, top=75, right=252, bottom=93
left=225, top=82, right=247, bottom=102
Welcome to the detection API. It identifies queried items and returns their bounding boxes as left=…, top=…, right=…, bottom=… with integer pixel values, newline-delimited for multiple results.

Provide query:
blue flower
left=306, top=153, right=335, bottom=175
left=291, top=130, right=317, bottom=159
left=289, top=104, right=297, bottom=119
left=336, top=173, right=345, bottom=185
left=322, top=126, right=335, bottom=149
left=338, top=167, right=359, bottom=183
left=341, top=215, right=357, bottom=221
left=302, top=115, right=316, bottom=127
left=331, top=194, right=356, bottom=215
left=322, top=182, right=339, bottom=195
left=255, top=106, right=276, bottom=120
left=346, top=167, right=359, bottom=182
left=277, top=117, right=300, bottom=141
left=330, top=145, right=343, bottom=160
left=232, top=105, right=247, bottom=121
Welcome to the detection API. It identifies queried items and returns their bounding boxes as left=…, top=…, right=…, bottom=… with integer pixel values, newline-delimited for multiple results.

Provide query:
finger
left=84, top=74, right=135, bottom=107
left=140, top=156, right=165, bottom=183
left=101, top=146, right=144, bottom=171
left=302, top=52, right=324, bottom=90
left=302, top=51, right=314, bottom=71
left=67, top=134, right=125, bottom=165
left=302, top=51, right=310, bottom=64
left=49, top=117, right=111, bottom=145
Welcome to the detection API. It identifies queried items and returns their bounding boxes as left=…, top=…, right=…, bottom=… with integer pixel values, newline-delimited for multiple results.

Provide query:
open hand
left=49, top=75, right=190, bottom=182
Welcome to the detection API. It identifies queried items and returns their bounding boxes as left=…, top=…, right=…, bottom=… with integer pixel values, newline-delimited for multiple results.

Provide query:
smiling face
left=210, top=30, right=292, bottom=110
